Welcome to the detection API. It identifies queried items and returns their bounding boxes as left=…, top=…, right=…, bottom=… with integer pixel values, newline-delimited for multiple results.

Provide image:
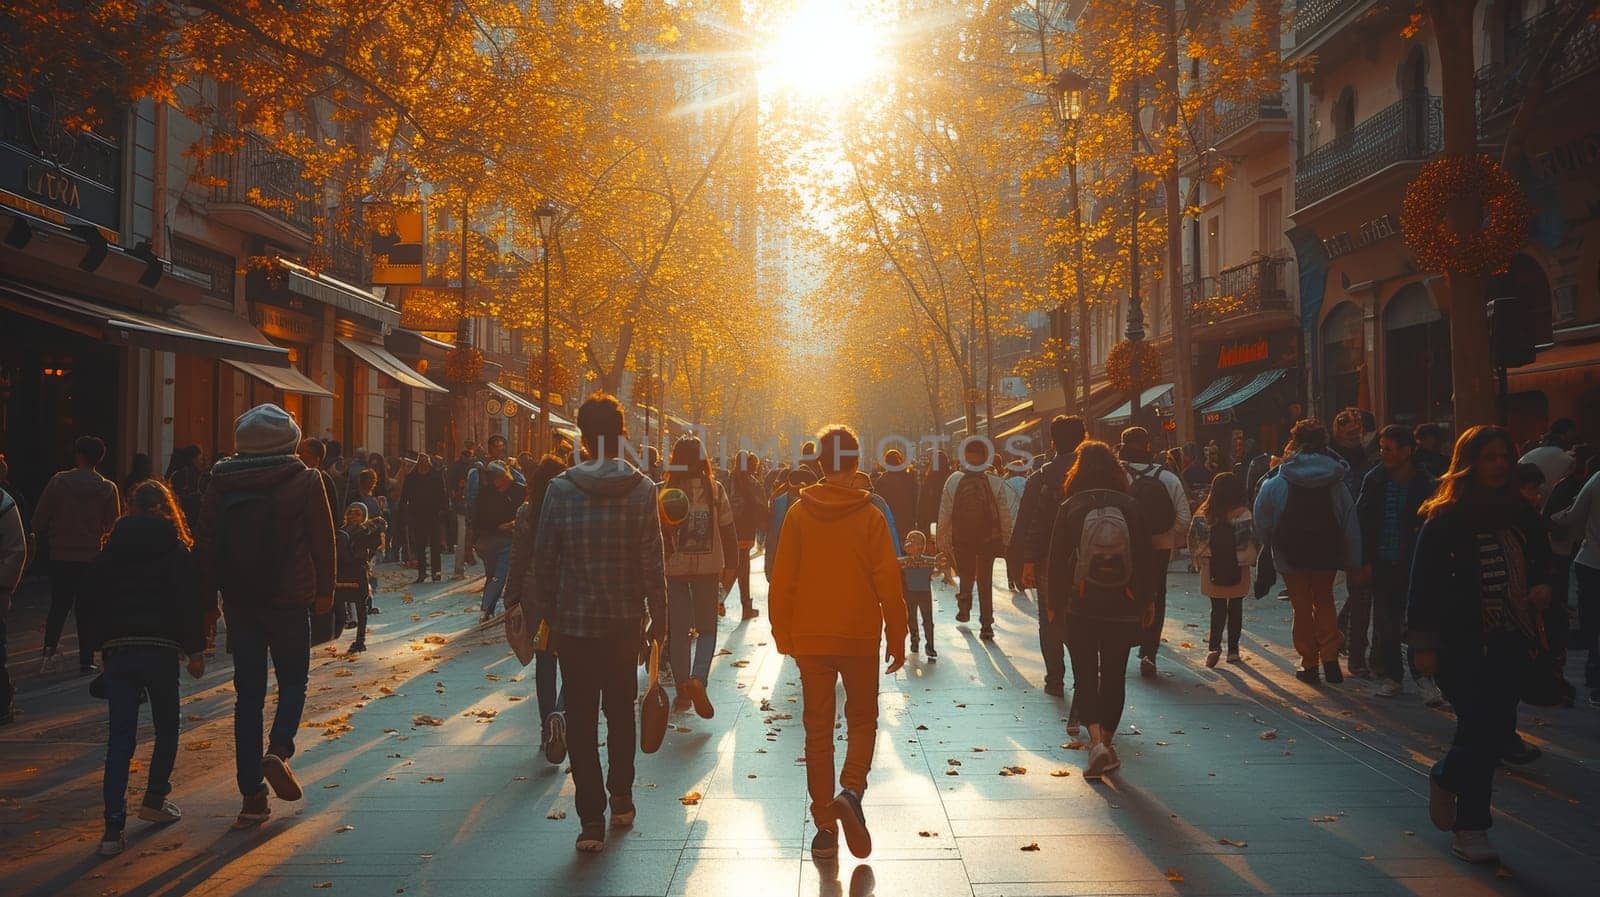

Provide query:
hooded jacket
left=196, top=454, right=336, bottom=616
left=0, top=487, right=27, bottom=609
left=770, top=481, right=907, bottom=657
left=30, top=467, right=120, bottom=562
left=82, top=515, right=206, bottom=655
left=1251, top=450, right=1362, bottom=573
left=531, top=458, right=667, bottom=640
left=768, top=472, right=899, bottom=576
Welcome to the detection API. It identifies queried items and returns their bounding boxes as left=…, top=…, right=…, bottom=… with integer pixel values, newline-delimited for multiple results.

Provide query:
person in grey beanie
left=195, top=404, right=335, bottom=829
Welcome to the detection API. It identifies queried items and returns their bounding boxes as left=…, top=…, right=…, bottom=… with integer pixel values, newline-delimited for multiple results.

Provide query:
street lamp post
left=533, top=199, right=561, bottom=454
left=1050, top=68, right=1089, bottom=414
left=1125, top=59, right=1149, bottom=434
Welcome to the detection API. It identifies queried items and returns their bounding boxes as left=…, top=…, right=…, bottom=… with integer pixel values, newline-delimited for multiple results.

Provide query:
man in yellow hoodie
left=771, top=424, right=907, bottom=862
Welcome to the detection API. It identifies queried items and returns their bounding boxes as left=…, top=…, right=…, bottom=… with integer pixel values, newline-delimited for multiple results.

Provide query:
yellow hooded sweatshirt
left=770, top=480, right=908, bottom=658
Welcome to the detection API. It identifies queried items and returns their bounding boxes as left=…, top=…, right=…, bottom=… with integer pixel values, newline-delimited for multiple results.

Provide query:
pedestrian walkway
left=2, top=557, right=1597, bottom=896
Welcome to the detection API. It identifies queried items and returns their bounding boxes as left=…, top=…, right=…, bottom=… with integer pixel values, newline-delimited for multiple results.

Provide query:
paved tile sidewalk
left=2, top=556, right=1596, bottom=896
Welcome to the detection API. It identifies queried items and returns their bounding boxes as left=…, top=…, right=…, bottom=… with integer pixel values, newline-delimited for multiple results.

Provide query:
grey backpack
left=1074, top=494, right=1134, bottom=590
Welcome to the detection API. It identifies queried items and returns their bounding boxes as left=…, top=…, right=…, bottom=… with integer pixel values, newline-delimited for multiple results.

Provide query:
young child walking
left=771, top=424, right=906, bottom=861
left=1187, top=472, right=1260, bottom=667
left=899, top=530, right=940, bottom=660
left=337, top=503, right=386, bottom=654
left=82, top=480, right=208, bottom=856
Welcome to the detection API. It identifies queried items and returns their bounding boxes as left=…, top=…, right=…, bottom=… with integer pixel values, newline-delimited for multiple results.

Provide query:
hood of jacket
left=1278, top=450, right=1349, bottom=488
left=102, top=515, right=182, bottom=562
left=208, top=454, right=309, bottom=492
left=797, top=481, right=875, bottom=520
left=565, top=459, right=646, bottom=497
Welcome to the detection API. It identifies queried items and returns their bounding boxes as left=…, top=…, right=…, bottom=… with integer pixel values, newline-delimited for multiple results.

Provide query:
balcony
left=1186, top=257, right=1291, bottom=327
left=1199, top=95, right=1291, bottom=157
left=1290, top=0, right=1370, bottom=56
left=1293, top=95, right=1441, bottom=213
left=316, top=215, right=369, bottom=287
left=208, top=131, right=317, bottom=243
left=1477, top=2, right=1600, bottom=133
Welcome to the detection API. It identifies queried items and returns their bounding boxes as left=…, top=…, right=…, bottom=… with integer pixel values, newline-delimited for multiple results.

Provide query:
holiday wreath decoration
left=1401, top=154, right=1533, bottom=277
left=1105, top=339, right=1163, bottom=394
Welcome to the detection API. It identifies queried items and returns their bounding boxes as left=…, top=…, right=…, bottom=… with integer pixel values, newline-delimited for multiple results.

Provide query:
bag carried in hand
left=1127, top=467, right=1176, bottom=534
left=1074, top=494, right=1135, bottom=591
left=218, top=488, right=281, bottom=604
left=951, top=473, right=1002, bottom=550
left=505, top=603, right=538, bottom=666
left=640, top=639, right=670, bottom=754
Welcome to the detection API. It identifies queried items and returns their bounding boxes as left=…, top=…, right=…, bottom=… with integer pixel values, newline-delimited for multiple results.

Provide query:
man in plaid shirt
left=532, top=392, right=667, bottom=853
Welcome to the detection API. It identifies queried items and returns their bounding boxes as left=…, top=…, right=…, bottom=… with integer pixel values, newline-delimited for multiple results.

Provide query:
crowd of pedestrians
left=0, top=396, right=1596, bottom=871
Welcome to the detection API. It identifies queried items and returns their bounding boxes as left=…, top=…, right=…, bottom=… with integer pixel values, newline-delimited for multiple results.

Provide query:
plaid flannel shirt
left=532, top=459, right=667, bottom=640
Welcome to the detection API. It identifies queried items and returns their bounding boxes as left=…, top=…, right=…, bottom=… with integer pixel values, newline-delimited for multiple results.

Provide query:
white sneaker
left=1376, top=680, right=1404, bottom=698
left=1451, top=829, right=1499, bottom=864
left=1085, top=743, right=1113, bottom=780
left=1418, top=677, right=1445, bottom=708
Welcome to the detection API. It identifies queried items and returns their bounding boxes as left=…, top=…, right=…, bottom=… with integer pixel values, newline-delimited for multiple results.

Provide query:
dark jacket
left=873, top=468, right=919, bottom=541
left=1406, top=497, right=1549, bottom=657
left=1046, top=489, right=1155, bottom=623
left=1017, top=450, right=1074, bottom=568
left=1355, top=464, right=1437, bottom=569
left=400, top=469, right=447, bottom=525
left=83, top=515, right=206, bottom=655
left=0, top=487, right=26, bottom=608
left=727, top=471, right=770, bottom=541
left=1331, top=440, right=1375, bottom=499
left=197, top=453, right=336, bottom=615
left=917, top=461, right=952, bottom=534
left=474, top=480, right=525, bottom=537
left=336, top=521, right=384, bottom=591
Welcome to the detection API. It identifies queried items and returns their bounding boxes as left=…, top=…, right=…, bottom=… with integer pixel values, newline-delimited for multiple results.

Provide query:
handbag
left=640, top=639, right=670, bottom=754
left=505, top=603, right=537, bottom=666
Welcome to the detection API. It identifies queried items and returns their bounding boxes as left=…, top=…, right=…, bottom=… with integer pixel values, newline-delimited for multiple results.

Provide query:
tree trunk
left=1163, top=0, right=1192, bottom=443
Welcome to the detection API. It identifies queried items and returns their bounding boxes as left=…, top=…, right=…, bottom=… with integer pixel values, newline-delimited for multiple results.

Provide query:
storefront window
left=1384, top=284, right=1452, bottom=426
left=1321, top=302, right=1364, bottom=415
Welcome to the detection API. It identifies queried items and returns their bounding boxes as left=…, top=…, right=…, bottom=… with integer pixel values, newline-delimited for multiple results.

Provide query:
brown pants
left=1282, top=568, right=1344, bottom=667
left=796, top=655, right=879, bottom=827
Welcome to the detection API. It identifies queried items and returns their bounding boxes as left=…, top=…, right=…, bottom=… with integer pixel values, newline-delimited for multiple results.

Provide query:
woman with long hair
left=1410, top=425, right=1550, bottom=864
left=503, top=453, right=572, bottom=764
left=1046, top=441, right=1156, bottom=780
left=1188, top=472, right=1260, bottom=667
left=82, top=480, right=207, bottom=856
left=662, top=436, right=738, bottom=719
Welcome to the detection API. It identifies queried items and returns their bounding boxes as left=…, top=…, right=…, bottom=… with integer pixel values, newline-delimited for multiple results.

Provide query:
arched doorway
left=1489, top=252, right=1555, bottom=343
left=1384, top=283, right=1453, bottom=426
left=1322, top=302, right=1364, bottom=415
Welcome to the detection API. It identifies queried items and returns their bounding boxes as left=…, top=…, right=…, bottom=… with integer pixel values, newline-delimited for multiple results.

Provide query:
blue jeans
left=478, top=536, right=512, bottom=615
left=668, top=575, right=719, bottom=684
left=227, top=606, right=310, bottom=796
left=103, top=647, right=181, bottom=826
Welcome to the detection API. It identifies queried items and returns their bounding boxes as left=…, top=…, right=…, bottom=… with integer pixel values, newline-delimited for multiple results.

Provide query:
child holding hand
left=900, top=530, right=941, bottom=660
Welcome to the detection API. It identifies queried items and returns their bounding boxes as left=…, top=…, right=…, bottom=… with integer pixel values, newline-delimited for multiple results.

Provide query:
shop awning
left=487, top=382, right=576, bottom=429
left=992, top=399, right=1034, bottom=422
left=1101, top=383, right=1176, bottom=425
left=336, top=337, right=448, bottom=394
left=0, top=281, right=290, bottom=366
left=1507, top=341, right=1600, bottom=388
left=1189, top=373, right=1239, bottom=411
left=994, top=416, right=1042, bottom=441
left=223, top=360, right=334, bottom=397
left=275, top=258, right=401, bottom=327
left=385, top=328, right=454, bottom=358
left=1201, top=367, right=1291, bottom=415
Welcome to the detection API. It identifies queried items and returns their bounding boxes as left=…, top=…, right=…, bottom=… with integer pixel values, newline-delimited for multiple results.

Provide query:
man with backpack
left=196, top=403, right=335, bottom=828
left=938, top=438, right=1018, bottom=640
left=1016, top=416, right=1086, bottom=696
left=1117, top=427, right=1191, bottom=677
left=1253, top=419, right=1363, bottom=684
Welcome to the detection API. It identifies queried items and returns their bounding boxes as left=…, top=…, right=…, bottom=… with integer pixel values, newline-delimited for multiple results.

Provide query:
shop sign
left=367, top=200, right=426, bottom=285
left=252, top=304, right=316, bottom=343
left=1533, top=131, right=1600, bottom=180
left=0, top=96, right=122, bottom=243
left=1322, top=214, right=1400, bottom=260
left=1217, top=337, right=1270, bottom=369
left=1202, top=410, right=1234, bottom=425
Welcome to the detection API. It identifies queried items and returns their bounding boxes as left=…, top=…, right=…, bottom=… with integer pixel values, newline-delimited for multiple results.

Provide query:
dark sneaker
left=1205, top=650, right=1221, bottom=668
left=1429, top=768, right=1458, bottom=832
left=544, top=712, right=568, bottom=764
left=610, top=797, right=636, bottom=827
left=233, top=789, right=270, bottom=829
left=1043, top=681, right=1065, bottom=698
left=687, top=677, right=715, bottom=720
left=1140, top=657, right=1157, bottom=678
left=261, top=753, right=303, bottom=801
left=348, top=641, right=366, bottom=654
left=979, top=628, right=995, bottom=641
left=98, top=825, right=125, bottom=856
left=576, top=823, right=606, bottom=852
left=909, top=639, right=920, bottom=655
left=1226, top=651, right=1243, bottom=664
left=955, top=605, right=971, bottom=623
left=830, top=789, right=872, bottom=859
left=367, top=606, right=380, bottom=615
left=810, top=826, right=839, bottom=860
left=137, top=798, right=182, bottom=824
left=1295, top=667, right=1321, bottom=685
left=1322, top=661, right=1344, bottom=684
left=925, top=645, right=937, bottom=661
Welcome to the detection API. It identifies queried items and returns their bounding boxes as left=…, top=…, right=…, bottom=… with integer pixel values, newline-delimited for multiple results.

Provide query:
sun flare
left=758, top=0, right=892, bottom=103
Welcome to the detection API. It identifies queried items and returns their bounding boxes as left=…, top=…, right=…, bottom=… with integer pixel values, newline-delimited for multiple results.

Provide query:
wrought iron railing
left=1197, top=95, right=1288, bottom=150
left=323, top=217, right=369, bottom=286
left=1186, top=257, right=1290, bottom=326
left=1477, top=2, right=1600, bottom=125
left=209, top=130, right=317, bottom=235
left=1293, top=0, right=1362, bottom=47
left=1294, top=95, right=1441, bottom=210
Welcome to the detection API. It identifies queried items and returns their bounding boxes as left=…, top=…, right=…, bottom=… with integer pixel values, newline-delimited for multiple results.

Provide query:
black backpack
left=1276, top=483, right=1343, bottom=570
left=1208, top=517, right=1242, bottom=587
left=1128, top=467, right=1177, bottom=534
left=217, top=488, right=280, bottom=605
left=951, top=473, right=1002, bottom=550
